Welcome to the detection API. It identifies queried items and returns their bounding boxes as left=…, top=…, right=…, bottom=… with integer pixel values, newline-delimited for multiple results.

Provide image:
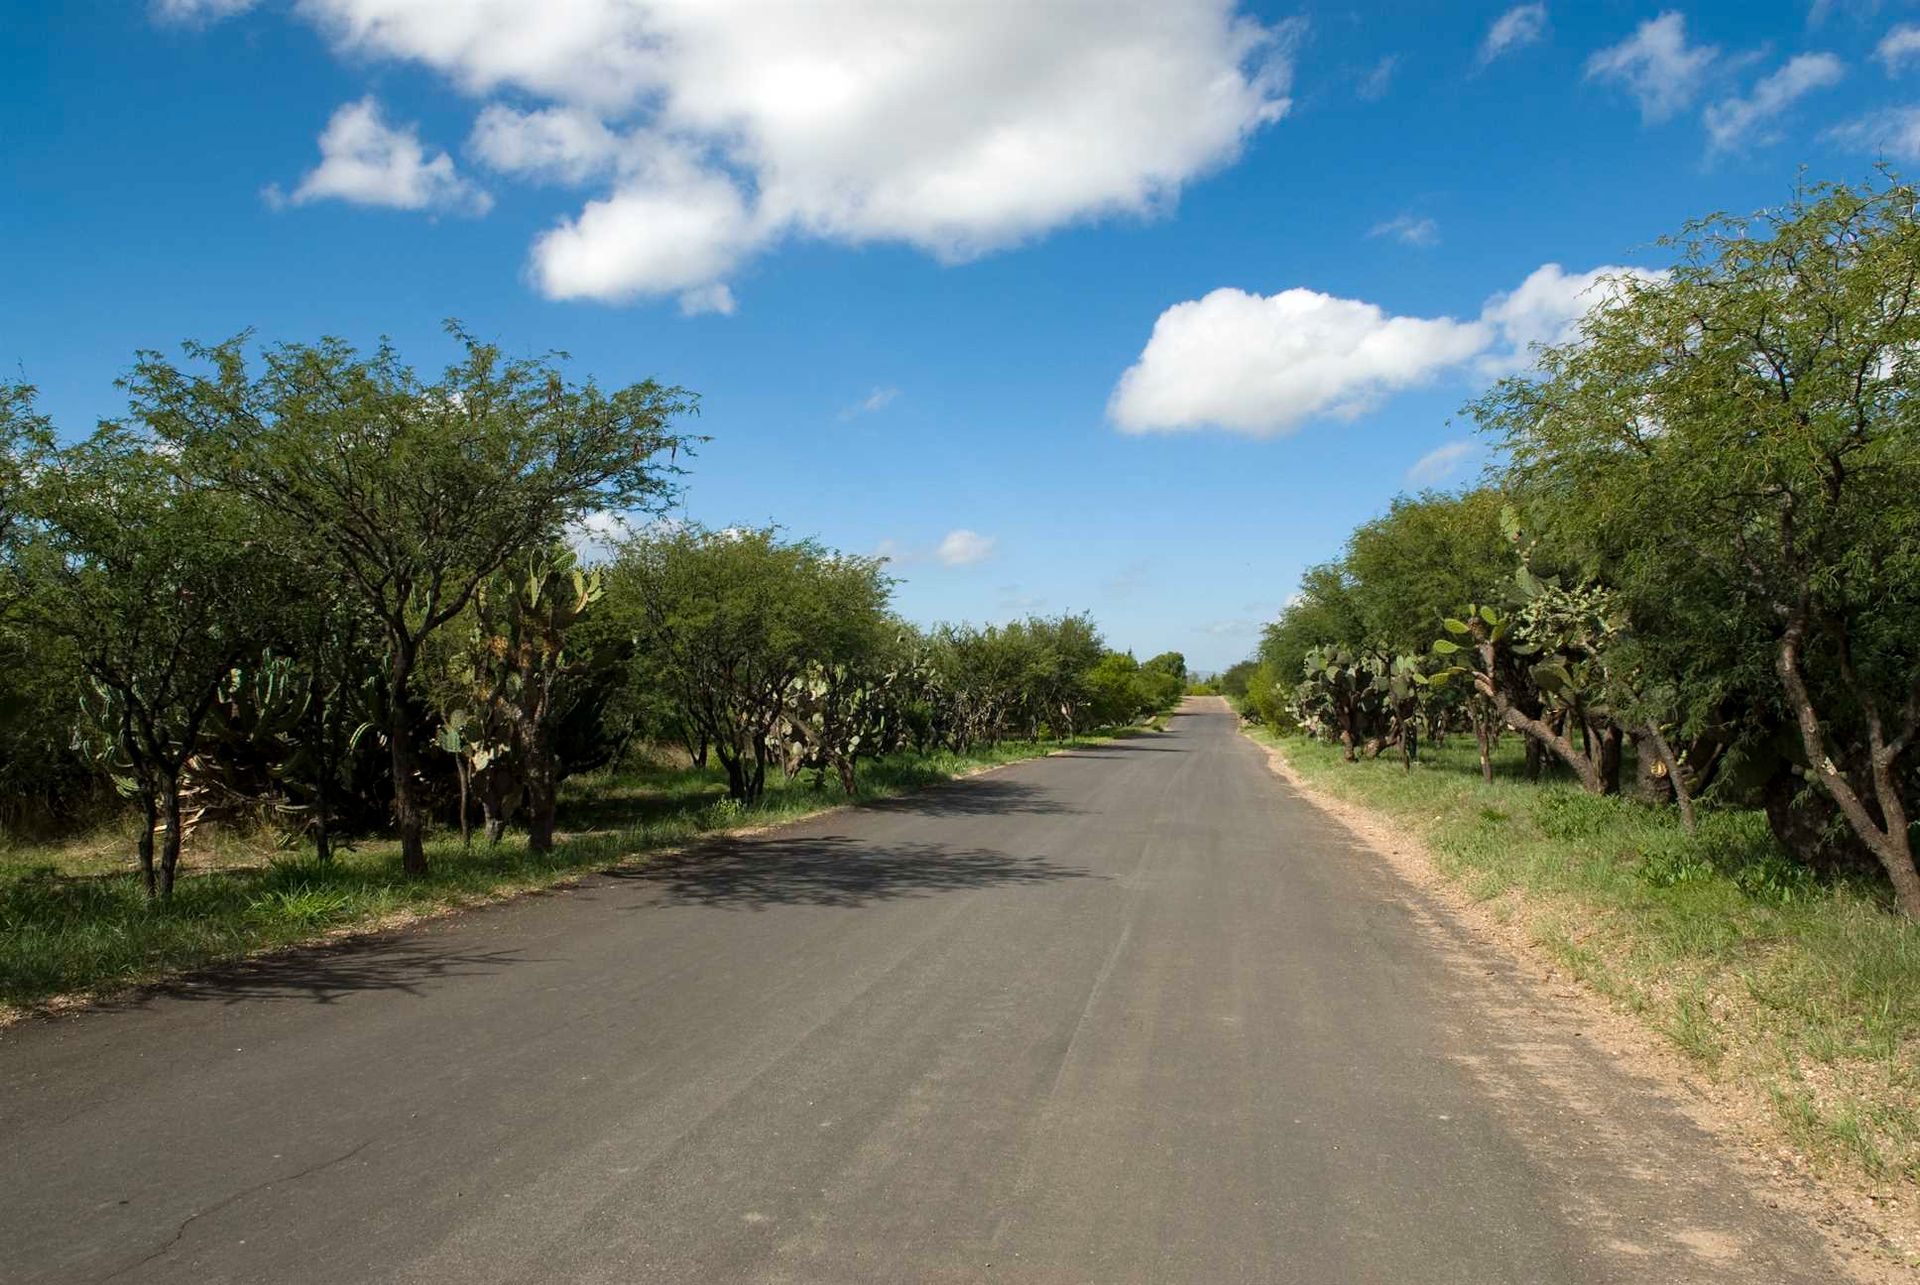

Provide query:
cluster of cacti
left=1290, top=645, right=1445, bottom=769
left=428, top=545, right=604, bottom=853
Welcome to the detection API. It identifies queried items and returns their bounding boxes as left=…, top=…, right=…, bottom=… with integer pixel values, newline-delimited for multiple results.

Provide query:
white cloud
left=1405, top=440, right=1477, bottom=487
left=1109, top=287, right=1488, bottom=436
left=152, top=0, right=256, bottom=22
left=271, top=1, right=1301, bottom=307
left=1478, top=262, right=1663, bottom=374
left=841, top=387, right=901, bottom=419
left=273, top=97, right=491, bottom=215
left=1479, top=5, right=1548, bottom=67
left=1586, top=12, right=1719, bottom=122
left=1110, top=262, right=1657, bottom=437
left=530, top=151, right=758, bottom=302
left=1826, top=105, right=1920, bottom=159
left=1357, top=55, right=1399, bottom=101
left=468, top=105, right=623, bottom=185
left=677, top=283, right=737, bottom=317
left=1704, top=53, right=1845, bottom=152
left=1369, top=214, right=1439, bottom=247
left=936, top=529, right=996, bottom=567
left=567, top=510, right=633, bottom=564
left=1875, top=24, right=1920, bottom=73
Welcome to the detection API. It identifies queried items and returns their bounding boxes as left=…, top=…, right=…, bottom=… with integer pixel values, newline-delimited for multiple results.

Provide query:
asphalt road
left=0, top=700, right=1849, bottom=1283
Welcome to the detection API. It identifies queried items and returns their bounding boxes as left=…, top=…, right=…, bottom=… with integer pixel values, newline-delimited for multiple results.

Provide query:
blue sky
left=5, top=1, right=1916, bottom=670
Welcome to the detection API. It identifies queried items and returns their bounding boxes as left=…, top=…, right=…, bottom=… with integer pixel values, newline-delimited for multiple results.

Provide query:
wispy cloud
left=1368, top=213, right=1440, bottom=247
left=1478, top=4, right=1548, bottom=68
left=1704, top=53, right=1845, bottom=152
left=1405, top=440, right=1477, bottom=486
left=1876, top=24, right=1920, bottom=73
left=1586, top=13, right=1719, bottom=123
left=1357, top=55, right=1399, bottom=101
left=840, top=386, right=901, bottom=419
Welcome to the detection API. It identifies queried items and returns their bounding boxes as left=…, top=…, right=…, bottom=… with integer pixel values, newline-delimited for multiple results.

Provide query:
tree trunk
left=1597, top=723, right=1623, bottom=795
left=524, top=742, right=557, bottom=854
left=1639, top=721, right=1694, bottom=835
left=455, top=758, right=472, bottom=851
left=136, top=787, right=159, bottom=901
left=388, top=640, right=427, bottom=876
left=1775, top=620, right=1920, bottom=917
left=158, top=774, right=184, bottom=901
left=1475, top=717, right=1494, bottom=784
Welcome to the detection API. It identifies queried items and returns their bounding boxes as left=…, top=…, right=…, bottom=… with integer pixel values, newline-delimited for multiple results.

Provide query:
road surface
left=0, top=700, right=1850, bottom=1282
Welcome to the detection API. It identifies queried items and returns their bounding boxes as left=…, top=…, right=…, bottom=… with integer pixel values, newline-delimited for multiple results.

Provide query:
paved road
left=1, top=700, right=1848, bottom=1283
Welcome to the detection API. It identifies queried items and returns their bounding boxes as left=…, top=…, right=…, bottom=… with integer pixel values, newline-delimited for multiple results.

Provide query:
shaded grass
left=0, top=734, right=1127, bottom=1016
left=1256, top=729, right=1920, bottom=1189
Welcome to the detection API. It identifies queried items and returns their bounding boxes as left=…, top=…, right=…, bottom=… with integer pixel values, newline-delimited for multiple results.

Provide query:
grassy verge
left=1250, top=726, right=1920, bottom=1193
left=0, top=733, right=1130, bottom=1018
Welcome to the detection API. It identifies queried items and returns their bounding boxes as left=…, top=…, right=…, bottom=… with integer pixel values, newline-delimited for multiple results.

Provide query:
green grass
left=1253, top=728, right=1920, bottom=1189
left=0, top=733, right=1134, bottom=1017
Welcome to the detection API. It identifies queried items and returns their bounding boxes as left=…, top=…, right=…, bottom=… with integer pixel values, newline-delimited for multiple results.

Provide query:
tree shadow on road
left=613, top=834, right=1095, bottom=910
left=1053, top=742, right=1188, bottom=755
left=862, top=777, right=1080, bottom=819
left=104, top=937, right=540, bottom=1010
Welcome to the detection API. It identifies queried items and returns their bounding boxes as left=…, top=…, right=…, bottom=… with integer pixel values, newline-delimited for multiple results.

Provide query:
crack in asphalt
left=95, top=1137, right=375, bottom=1282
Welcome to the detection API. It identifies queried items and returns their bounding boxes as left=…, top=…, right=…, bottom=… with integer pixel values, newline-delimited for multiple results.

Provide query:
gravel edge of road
left=1241, top=715, right=1918, bottom=1283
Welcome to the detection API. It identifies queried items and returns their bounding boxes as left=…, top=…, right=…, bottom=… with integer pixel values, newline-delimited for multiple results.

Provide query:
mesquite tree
left=1478, top=177, right=1920, bottom=915
left=22, top=430, right=274, bottom=898
left=129, top=325, right=692, bottom=875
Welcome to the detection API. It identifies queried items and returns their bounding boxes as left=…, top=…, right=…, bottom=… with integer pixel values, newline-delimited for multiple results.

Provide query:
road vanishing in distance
left=0, top=700, right=1847, bottom=1283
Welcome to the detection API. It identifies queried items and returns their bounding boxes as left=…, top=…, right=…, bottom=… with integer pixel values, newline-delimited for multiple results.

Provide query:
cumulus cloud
left=1405, top=440, right=1477, bottom=487
left=1478, top=262, right=1664, bottom=374
left=272, top=97, right=491, bottom=215
left=1586, top=12, right=1719, bottom=122
left=1826, top=105, right=1920, bottom=159
left=1109, top=287, right=1488, bottom=436
left=1704, top=53, right=1845, bottom=152
left=1875, top=24, right=1920, bottom=73
left=936, top=529, right=996, bottom=567
left=1369, top=214, right=1439, bottom=247
left=468, top=105, right=624, bottom=185
left=1110, top=262, right=1657, bottom=437
left=257, top=1, right=1302, bottom=307
left=1479, top=5, right=1548, bottom=67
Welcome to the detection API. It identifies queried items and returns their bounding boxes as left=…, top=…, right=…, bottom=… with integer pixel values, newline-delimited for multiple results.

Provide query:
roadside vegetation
left=1228, top=175, right=1920, bottom=1192
left=0, top=328, right=1184, bottom=1012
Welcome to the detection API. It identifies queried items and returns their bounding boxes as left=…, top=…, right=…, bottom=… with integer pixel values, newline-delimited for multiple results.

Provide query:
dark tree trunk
left=455, top=758, right=472, bottom=850
left=1597, top=723, right=1623, bottom=795
left=524, top=736, right=557, bottom=854
left=1631, top=726, right=1675, bottom=805
left=136, top=787, right=159, bottom=901
left=388, top=640, right=427, bottom=876
left=1776, top=618, right=1920, bottom=917
left=158, top=774, right=184, bottom=901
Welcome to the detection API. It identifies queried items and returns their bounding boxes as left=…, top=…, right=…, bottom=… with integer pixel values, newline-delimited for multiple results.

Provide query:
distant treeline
left=0, top=327, right=1182, bottom=897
